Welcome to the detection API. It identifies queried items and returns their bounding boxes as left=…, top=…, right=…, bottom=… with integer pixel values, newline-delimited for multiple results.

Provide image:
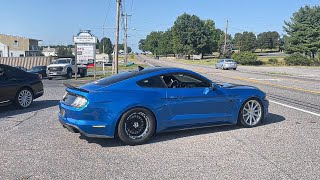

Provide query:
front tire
left=239, top=98, right=264, bottom=127
left=15, top=88, right=34, bottom=109
left=117, top=108, right=156, bottom=145
left=66, top=69, right=72, bottom=79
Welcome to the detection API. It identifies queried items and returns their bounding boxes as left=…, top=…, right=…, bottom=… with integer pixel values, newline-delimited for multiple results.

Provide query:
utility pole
left=113, top=0, right=121, bottom=74
left=223, top=19, right=229, bottom=56
left=102, top=29, right=105, bottom=54
left=122, top=13, right=132, bottom=64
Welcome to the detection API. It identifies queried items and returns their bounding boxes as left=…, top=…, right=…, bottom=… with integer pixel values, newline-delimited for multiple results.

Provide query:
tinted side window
left=163, top=73, right=211, bottom=88
left=137, top=76, right=166, bottom=88
left=6, top=66, right=26, bottom=78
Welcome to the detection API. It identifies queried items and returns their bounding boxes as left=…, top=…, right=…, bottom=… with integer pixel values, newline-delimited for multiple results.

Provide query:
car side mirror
left=211, top=83, right=217, bottom=90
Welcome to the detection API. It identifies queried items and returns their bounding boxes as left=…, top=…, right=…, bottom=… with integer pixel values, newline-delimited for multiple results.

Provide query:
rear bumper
left=58, top=108, right=114, bottom=138
left=224, top=64, right=237, bottom=69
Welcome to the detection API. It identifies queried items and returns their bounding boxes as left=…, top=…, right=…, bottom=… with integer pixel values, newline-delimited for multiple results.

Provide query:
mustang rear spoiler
left=63, top=82, right=89, bottom=93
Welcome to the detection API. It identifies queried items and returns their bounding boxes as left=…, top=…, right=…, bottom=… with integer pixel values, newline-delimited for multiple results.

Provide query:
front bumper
left=263, top=99, right=269, bottom=117
left=58, top=107, right=114, bottom=138
left=34, top=90, right=44, bottom=99
left=48, top=71, right=67, bottom=77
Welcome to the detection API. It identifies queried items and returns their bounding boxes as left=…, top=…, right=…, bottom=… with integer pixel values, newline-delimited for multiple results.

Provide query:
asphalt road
left=0, top=57, right=319, bottom=179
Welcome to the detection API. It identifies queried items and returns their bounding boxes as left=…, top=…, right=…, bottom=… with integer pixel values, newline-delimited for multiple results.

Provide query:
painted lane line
left=219, top=75, right=320, bottom=95
left=249, top=78, right=281, bottom=81
left=269, top=100, right=320, bottom=117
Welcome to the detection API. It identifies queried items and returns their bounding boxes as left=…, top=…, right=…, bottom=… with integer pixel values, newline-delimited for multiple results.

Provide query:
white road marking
left=249, top=78, right=280, bottom=81
left=269, top=100, right=320, bottom=117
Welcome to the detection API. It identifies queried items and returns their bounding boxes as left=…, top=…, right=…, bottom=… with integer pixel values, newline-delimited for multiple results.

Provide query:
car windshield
left=54, top=59, right=70, bottom=64
left=225, top=59, right=235, bottom=62
left=31, top=66, right=45, bottom=70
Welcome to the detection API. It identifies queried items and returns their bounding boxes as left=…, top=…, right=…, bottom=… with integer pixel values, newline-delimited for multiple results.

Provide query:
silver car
left=215, top=59, right=237, bottom=70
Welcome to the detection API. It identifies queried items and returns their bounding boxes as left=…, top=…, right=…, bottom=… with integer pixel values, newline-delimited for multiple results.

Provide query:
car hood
left=219, top=83, right=258, bottom=90
left=28, top=70, right=41, bottom=73
left=47, top=64, right=68, bottom=68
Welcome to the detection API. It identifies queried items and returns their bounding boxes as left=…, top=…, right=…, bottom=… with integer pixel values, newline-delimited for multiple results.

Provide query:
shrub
left=311, top=58, right=320, bottom=66
left=284, top=53, right=312, bottom=66
left=268, top=58, right=278, bottom=65
left=232, top=52, right=262, bottom=65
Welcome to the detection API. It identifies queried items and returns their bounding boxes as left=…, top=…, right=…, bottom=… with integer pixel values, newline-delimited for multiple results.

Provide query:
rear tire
left=117, top=108, right=156, bottom=145
left=15, top=88, right=34, bottom=109
left=233, top=68, right=237, bottom=70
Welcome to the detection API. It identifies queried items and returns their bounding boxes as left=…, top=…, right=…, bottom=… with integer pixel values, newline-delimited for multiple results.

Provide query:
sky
left=1, top=0, right=319, bottom=52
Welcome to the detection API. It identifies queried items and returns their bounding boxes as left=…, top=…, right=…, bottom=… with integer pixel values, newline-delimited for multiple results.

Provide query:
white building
left=0, top=43, right=9, bottom=57
left=42, top=47, right=56, bottom=56
left=0, top=34, right=41, bottom=57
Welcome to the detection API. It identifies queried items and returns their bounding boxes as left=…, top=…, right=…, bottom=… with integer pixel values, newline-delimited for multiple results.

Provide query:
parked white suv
left=47, top=58, right=87, bottom=80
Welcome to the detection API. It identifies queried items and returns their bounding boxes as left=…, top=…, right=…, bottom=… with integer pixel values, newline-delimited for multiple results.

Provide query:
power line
left=103, top=0, right=112, bottom=28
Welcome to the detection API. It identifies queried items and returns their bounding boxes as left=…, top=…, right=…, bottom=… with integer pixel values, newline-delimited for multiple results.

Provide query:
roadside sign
left=73, top=30, right=97, bottom=65
left=73, top=36, right=97, bottom=44
left=73, top=30, right=97, bottom=80
left=77, top=44, right=95, bottom=64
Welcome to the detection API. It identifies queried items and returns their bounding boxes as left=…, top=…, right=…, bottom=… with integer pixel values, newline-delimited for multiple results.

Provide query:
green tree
left=202, top=19, right=218, bottom=54
left=96, top=39, right=100, bottom=50
left=138, top=39, right=146, bottom=52
left=278, top=36, right=286, bottom=52
left=127, top=46, right=132, bottom=53
left=233, top=33, right=243, bottom=51
left=99, top=37, right=113, bottom=54
left=284, top=5, right=320, bottom=58
left=144, top=31, right=163, bottom=55
left=238, top=31, right=257, bottom=52
left=257, top=31, right=280, bottom=51
left=66, top=48, right=73, bottom=56
left=172, top=13, right=217, bottom=58
left=158, top=29, right=174, bottom=56
left=56, top=47, right=67, bottom=56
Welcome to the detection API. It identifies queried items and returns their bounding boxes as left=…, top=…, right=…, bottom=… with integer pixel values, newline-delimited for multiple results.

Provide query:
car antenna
left=138, top=66, right=144, bottom=71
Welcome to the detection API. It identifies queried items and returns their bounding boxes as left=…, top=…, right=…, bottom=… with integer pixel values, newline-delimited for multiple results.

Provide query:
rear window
left=225, top=59, right=235, bottom=62
left=93, top=71, right=137, bottom=86
left=137, top=76, right=166, bottom=88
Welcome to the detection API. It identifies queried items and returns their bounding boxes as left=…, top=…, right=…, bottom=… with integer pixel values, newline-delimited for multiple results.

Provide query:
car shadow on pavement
left=0, top=100, right=59, bottom=119
left=79, top=113, right=285, bottom=147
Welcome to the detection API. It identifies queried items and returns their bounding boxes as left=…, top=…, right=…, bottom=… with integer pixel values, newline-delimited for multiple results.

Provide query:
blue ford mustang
left=59, top=67, right=268, bottom=145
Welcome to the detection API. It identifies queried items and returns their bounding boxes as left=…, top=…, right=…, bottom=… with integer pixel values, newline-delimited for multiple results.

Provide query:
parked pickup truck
left=47, top=58, right=87, bottom=80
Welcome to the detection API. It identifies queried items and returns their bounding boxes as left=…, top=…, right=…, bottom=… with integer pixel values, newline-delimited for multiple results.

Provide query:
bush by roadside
left=284, top=53, right=313, bottom=66
left=268, top=58, right=278, bottom=65
left=311, top=58, right=320, bottom=66
left=232, top=52, right=263, bottom=65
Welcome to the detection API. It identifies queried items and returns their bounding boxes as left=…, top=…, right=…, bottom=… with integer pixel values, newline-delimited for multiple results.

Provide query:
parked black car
left=15, top=66, right=28, bottom=71
left=27, top=66, right=47, bottom=78
left=0, top=64, right=44, bottom=108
